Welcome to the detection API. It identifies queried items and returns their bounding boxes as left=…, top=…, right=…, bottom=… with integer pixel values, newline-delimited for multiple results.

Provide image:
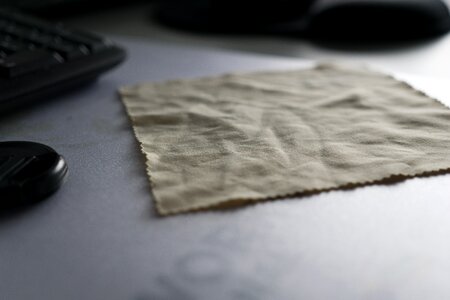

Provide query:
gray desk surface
left=2, top=7, right=450, bottom=300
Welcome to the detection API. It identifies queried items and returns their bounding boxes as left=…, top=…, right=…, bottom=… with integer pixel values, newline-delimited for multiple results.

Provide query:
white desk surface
left=2, top=5, right=450, bottom=300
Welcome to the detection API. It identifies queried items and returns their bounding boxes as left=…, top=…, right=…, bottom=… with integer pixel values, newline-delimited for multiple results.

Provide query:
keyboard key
left=24, top=31, right=55, bottom=45
left=56, top=30, right=107, bottom=53
left=0, top=35, right=26, bottom=54
left=1, top=22, right=30, bottom=38
left=45, top=37, right=89, bottom=60
left=0, top=49, right=62, bottom=78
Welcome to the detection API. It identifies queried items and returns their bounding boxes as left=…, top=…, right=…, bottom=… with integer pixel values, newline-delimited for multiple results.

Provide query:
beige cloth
left=120, top=64, right=450, bottom=215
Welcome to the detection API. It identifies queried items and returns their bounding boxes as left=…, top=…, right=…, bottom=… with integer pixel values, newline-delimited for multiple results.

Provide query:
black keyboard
left=0, top=7, right=126, bottom=113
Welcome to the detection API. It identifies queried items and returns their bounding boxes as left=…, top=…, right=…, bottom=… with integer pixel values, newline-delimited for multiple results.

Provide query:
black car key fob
left=0, top=141, right=68, bottom=209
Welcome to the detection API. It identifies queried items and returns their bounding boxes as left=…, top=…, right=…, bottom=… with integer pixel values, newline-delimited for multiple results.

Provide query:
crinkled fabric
left=120, top=64, right=450, bottom=215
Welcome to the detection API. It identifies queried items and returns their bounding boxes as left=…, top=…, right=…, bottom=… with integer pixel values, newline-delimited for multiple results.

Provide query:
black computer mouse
left=0, top=141, right=68, bottom=209
left=155, top=0, right=316, bottom=32
left=305, top=0, right=450, bottom=40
